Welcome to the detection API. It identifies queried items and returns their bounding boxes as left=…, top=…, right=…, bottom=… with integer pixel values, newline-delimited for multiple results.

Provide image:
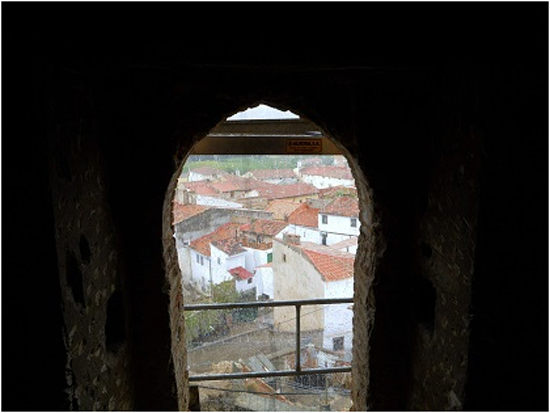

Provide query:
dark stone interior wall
left=2, top=4, right=547, bottom=411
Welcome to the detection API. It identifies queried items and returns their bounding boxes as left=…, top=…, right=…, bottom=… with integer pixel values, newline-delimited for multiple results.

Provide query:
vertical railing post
left=296, top=304, right=301, bottom=372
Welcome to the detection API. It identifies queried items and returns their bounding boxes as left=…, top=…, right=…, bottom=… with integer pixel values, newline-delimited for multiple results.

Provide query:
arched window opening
left=166, top=103, right=373, bottom=411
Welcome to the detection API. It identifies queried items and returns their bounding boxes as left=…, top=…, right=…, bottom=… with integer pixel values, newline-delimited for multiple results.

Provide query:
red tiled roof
left=240, top=219, right=289, bottom=237
left=298, top=242, right=355, bottom=282
left=182, top=181, right=219, bottom=196
left=321, top=196, right=359, bottom=217
left=265, top=200, right=303, bottom=221
left=287, top=203, right=319, bottom=228
left=212, top=237, right=247, bottom=256
left=257, top=182, right=318, bottom=200
left=209, top=181, right=242, bottom=193
left=249, top=169, right=297, bottom=180
left=172, top=202, right=209, bottom=225
left=229, top=266, right=253, bottom=280
left=189, top=222, right=242, bottom=256
left=222, top=175, right=271, bottom=192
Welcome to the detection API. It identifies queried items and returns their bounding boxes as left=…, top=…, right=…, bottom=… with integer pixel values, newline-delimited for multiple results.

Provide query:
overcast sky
left=227, top=104, right=299, bottom=121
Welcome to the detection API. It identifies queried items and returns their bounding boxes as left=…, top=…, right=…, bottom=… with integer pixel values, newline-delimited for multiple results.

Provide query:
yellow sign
left=285, top=139, right=323, bottom=154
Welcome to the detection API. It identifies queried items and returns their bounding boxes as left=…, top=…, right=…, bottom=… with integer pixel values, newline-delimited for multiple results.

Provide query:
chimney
left=283, top=233, right=301, bottom=245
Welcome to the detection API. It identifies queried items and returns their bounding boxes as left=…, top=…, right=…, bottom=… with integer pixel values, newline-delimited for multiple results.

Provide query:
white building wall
left=323, top=277, right=354, bottom=352
left=243, top=247, right=272, bottom=273
left=211, top=244, right=246, bottom=285
left=318, top=214, right=360, bottom=239
left=235, top=274, right=258, bottom=294
left=188, top=171, right=208, bottom=182
left=176, top=245, right=192, bottom=285
left=301, top=174, right=354, bottom=189
left=254, top=266, right=274, bottom=299
left=190, top=250, right=211, bottom=293
left=280, top=224, right=320, bottom=244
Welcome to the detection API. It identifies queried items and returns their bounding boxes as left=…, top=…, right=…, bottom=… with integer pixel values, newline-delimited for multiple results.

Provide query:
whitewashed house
left=186, top=218, right=288, bottom=298
left=272, top=236, right=355, bottom=353
left=298, top=165, right=355, bottom=189
left=229, top=266, right=257, bottom=295
left=240, top=218, right=289, bottom=271
left=280, top=202, right=321, bottom=244
left=210, top=238, right=248, bottom=286
left=189, top=246, right=211, bottom=294
left=188, top=166, right=225, bottom=182
left=318, top=196, right=360, bottom=246
left=188, top=222, right=242, bottom=294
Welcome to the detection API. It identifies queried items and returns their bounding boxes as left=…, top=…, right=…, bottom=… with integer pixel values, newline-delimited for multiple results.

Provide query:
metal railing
left=184, top=297, right=353, bottom=382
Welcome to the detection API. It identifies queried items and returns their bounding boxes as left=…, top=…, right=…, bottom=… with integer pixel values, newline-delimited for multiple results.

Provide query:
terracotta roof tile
left=298, top=242, right=355, bottom=282
left=189, top=222, right=242, bottom=256
left=265, top=200, right=303, bottom=220
left=249, top=169, right=297, bottom=180
left=182, top=181, right=219, bottom=196
left=221, top=175, right=277, bottom=194
left=209, top=181, right=242, bottom=193
left=229, top=266, right=254, bottom=280
left=241, top=219, right=289, bottom=236
left=172, top=202, right=209, bottom=225
left=257, top=182, right=318, bottom=200
left=287, top=203, right=319, bottom=228
left=321, top=196, right=359, bottom=217
left=212, top=238, right=247, bottom=256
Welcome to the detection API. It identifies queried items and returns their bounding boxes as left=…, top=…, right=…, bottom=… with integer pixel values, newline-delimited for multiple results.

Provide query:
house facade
left=298, top=165, right=355, bottom=189
left=272, top=237, right=355, bottom=352
left=184, top=219, right=288, bottom=298
left=318, top=196, right=360, bottom=246
left=280, top=202, right=321, bottom=244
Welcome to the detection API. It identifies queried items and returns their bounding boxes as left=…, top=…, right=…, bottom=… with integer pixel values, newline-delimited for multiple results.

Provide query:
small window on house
left=322, top=214, right=328, bottom=224
left=217, top=257, right=221, bottom=265
left=333, top=336, right=344, bottom=351
left=351, top=218, right=357, bottom=228
left=282, top=253, right=287, bottom=262
left=267, top=252, right=273, bottom=263
left=196, top=254, right=200, bottom=264
left=247, top=278, right=253, bottom=284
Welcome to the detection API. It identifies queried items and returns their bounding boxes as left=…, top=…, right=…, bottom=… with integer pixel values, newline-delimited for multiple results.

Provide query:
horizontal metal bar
left=188, top=366, right=352, bottom=382
left=184, top=297, right=353, bottom=312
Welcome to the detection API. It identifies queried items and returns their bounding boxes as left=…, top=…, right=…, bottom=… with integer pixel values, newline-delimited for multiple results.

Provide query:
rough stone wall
left=347, top=156, right=377, bottom=412
left=163, top=169, right=189, bottom=411
left=408, top=127, right=481, bottom=409
left=48, top=78, right=135, bottom=410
